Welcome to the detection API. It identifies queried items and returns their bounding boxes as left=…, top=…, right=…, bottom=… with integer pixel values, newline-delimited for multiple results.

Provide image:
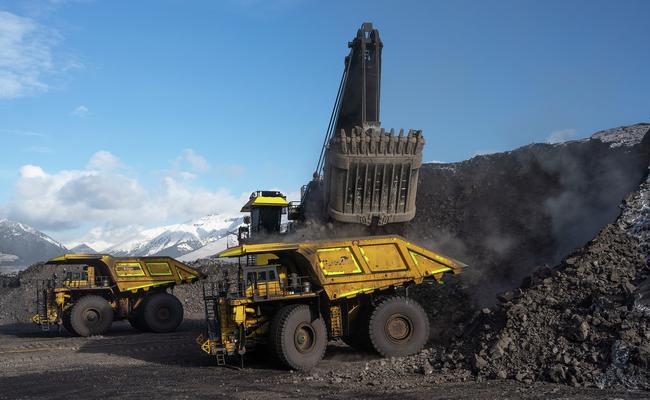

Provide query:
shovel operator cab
left=236, top=191, right=293, bottom=243
left=198, top=227, right=465, bottom=370
left=33, top=254, right=204, bottom=336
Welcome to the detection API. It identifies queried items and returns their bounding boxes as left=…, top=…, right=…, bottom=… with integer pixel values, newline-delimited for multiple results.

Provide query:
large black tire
left=142, top=293, right=184, bottom=333
left=270, top=304, right=327, bottom=371
left=69, top=295, right=114, bottom=337
left=128, top=299, right=150, bottom=332
left=61, top=309, right=78, bottom=336
left=368, top=296, right=429, bottom=357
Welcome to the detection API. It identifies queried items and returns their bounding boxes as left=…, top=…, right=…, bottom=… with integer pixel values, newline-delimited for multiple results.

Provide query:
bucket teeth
left=330, top=126, right=424, bottom=156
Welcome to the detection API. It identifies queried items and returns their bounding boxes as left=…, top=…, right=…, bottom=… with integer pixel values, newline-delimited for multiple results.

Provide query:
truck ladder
left=202, top=283, right=225, bottom=365
left=36, top=281, right=51, bottom=332
left=215, top=349, right=226, bottom=366
left=330, top=305, right=342, bottom=337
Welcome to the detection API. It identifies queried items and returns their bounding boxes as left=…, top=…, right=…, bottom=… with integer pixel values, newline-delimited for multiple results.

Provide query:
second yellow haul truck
left=33, top=254, right=204, bottom=336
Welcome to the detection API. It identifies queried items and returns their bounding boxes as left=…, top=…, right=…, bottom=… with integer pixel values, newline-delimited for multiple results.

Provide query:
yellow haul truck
left=32, top=254, right=204, bottom=336
left=197, top=235, right=464, bottom=370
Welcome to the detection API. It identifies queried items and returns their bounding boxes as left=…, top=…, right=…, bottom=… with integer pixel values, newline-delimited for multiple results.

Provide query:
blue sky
left=0, top=0, right=649, bottom=247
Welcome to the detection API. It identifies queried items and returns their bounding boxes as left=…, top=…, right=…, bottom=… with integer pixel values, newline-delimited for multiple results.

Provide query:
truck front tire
left=69, top=295, right=114, bottom=337
left=61, top=310, right=78, bottom=336
left=142, top=293, right=184, bottom=333
left=271, top=304, right=327, bottom=371
left=368, top=296, right=429, bottom=357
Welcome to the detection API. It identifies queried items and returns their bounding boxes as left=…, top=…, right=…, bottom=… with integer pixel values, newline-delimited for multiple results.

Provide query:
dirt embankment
left=407, top=124, right=650, bottom=306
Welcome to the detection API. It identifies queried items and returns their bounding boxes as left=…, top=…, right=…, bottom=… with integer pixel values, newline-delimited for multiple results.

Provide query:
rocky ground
left=1, top=321, right=648, bottom=400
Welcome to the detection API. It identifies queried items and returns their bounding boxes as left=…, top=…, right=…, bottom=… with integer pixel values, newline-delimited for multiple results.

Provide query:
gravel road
left=0, top=319, right=647, bottom=400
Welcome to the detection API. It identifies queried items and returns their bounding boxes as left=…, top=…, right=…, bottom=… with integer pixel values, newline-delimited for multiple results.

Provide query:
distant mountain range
left=103, top=214, right=243, bottom=258
left=69, top=243, right=97, bottom=254
left=0, top=219, right=68, bottom=273
left=0, top=214, right=244, bottom=272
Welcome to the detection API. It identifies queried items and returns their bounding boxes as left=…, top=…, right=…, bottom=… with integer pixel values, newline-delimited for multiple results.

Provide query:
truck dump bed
left=46, top=254, right=204, bottom=293
left=218, top=235, right=464, bottom=300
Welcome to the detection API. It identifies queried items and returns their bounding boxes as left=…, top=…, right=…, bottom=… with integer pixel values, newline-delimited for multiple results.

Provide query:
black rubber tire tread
left=142, top=293, right=184, bottom=333
left=61, top=309, right=78, bottom=336
left=270, top=304, right=327, bottom=371
left=69, top=295, right=114, bottom=337
left=269, top=304, right=301, bottom=365
left=128, top=298, right=150, bottom=332
left=368, top=296, right=429, bottom=357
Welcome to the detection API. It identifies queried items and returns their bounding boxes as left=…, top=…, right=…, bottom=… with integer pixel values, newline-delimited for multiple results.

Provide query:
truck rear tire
left=368, top=296, right=429, bottom=357
left=271, top=304, right=327, bottom=371
left=142, top=293, right=184, bottom=333
left=69, top=295, right=114, bottom=337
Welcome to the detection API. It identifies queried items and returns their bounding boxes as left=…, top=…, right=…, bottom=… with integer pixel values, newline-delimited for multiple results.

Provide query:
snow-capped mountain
left=105, top=214, right=244, bottom=258
left=0, top=219, right=68, bottom=271
left=69, top=243, right=97, bottom=254
left=177, top=234, right=239, bottom=262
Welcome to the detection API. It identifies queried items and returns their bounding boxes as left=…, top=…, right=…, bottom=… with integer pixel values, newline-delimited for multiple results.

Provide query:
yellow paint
left=115, top=262, right=146, bottom=277
left=241, top=195, right=289, bottom=211
left=360, top=243, right=407, bottom=272
left=409, top=251, right=455, bottom=280
left=146, top=262, right=173, bottom=276
left=233, top=305, right=246, bottom=324
left=218, top=242, right=299, bottom=258
left=55, top=292, right=66, bottom=306
left=317, top=247, right=362, bottom=276
left=255, top=253, right=279, bottom=266
left=87, top=266, right=95, bottom=284
left=336, top=287, right=373, bottom=299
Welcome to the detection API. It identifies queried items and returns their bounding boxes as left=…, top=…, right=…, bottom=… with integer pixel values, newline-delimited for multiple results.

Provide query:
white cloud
left=1, top=151, right=248, bottom=244
left=0, top=11, right=58, bottom=99
left=181, top=149, right=210, bottom=173
left=20, top=164, right=46, bottom=178
left=546, top=128, right=577, bottom=144
left=67, top=224, right=146, bottom=252
left=71, top=104, right=88, bottom=117
left=87, top=150, right=123, bottom=171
